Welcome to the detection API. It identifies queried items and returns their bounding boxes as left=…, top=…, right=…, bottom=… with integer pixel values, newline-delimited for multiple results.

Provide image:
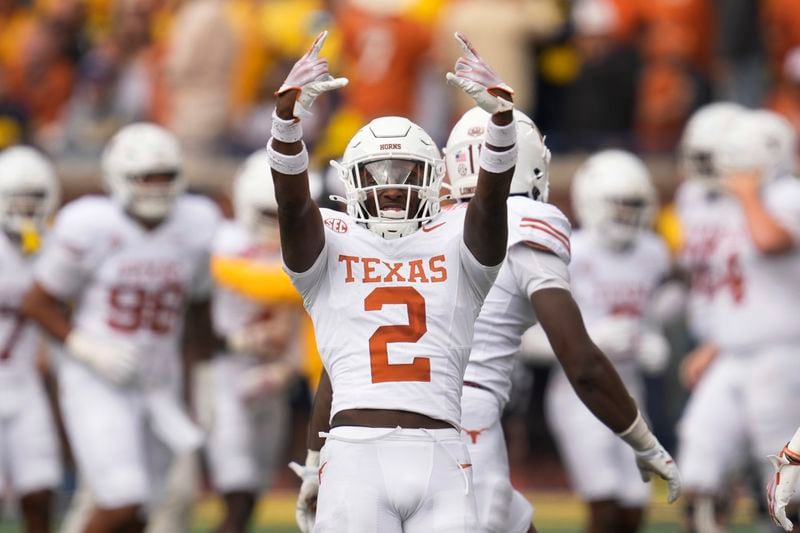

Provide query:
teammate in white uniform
left=22, top=123, right=220, bottom=533
left=547, top=150, right=671, bottom=533
left=445, top=112, right=679, bottom=533
left=207, top=149, right=302, bottom=533
left=674, top=102, right=745, bottom=392
left=0, top=146, right=62, bottom=533
left=676, top=108, right=800, bottom=533
left=271, top=31, right=522, bottom=532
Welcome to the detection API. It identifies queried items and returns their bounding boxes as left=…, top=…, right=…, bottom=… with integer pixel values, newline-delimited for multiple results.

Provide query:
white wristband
left=479, top=143, right=518, bottom=174
left=485, top=120, right=516, bottom=148
left=306, top=449, right=320, bottom=467
left=616, top=410, right=658, bottom=452
left=268, top=139, right=309, bottom=175
left=271, top=109, right=303, bottom=143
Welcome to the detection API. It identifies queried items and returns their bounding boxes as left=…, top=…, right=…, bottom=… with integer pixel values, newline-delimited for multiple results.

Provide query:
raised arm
left=724, top=171, right=794, bottom=254
left=446, top=33, right=516, bottom=266
left=532, top=287, right=682, bottom=503
left=269, top=31, right=348, bottom=272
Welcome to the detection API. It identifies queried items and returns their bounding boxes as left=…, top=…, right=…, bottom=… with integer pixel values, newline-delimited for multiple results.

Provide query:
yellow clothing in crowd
left=211, top=255, right=323, bottom=389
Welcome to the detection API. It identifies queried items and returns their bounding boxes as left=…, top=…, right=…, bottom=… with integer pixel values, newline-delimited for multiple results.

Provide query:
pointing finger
left=454, top=32, right=480, bottom=60
left=307, top=30, right=328, bottom=59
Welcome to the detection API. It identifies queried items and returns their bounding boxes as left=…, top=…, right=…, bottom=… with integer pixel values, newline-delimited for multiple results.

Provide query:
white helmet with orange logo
left=445, top=107, right=550, bottom=202
left=335, top=116, right=445, bottom=239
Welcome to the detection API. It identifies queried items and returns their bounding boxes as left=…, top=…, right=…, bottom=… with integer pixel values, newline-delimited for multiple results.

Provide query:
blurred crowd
left=2, top=0, right=800, bottom=164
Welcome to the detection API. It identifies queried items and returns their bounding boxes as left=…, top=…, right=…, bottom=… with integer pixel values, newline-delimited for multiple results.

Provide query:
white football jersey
left=568, top=229, right=671, bottom=362
left=675, top=180, right=734, bottom=341
left=697, top=177, right=800, bottom=352
left=211, top=220, right=280, bottom=340
left=463, top=196, right=572, bottom=406
left=287, top=207, right=500, bottom=428
left=0, top=233, right=46, bottom=405
left=35, top=195, right=220, bottom=385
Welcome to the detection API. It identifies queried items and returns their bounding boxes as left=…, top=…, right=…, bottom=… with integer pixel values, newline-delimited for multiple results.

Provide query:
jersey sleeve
left=458, top=239, right=502, bottom=300
left=506, top=243, right=571, bottom=298
left=283, top=241, right=329, bottom=305
left=765, top=177, right=800, bottom=244
left=510, top=203, right=572, bottom=264
left=34, top=201, right=98, bottom=301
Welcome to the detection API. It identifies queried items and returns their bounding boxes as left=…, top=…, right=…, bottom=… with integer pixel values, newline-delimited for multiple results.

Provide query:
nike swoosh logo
left=422, top=222, right=446, bottom=233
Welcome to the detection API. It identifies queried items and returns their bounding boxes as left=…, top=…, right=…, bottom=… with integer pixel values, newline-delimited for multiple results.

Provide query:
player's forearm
left=270, top=90, right=325, bottom=272
left=308, top=369, right=332, bottom=452
left=738, top=194, right=794, bottom=254
left=561, top=344, right=639, bottom=433
left=21, top=283, right=72, bottom=343
left=464, top=107, right=515, bottom=266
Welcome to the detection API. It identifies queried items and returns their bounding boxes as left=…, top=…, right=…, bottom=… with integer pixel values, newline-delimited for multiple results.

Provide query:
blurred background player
left=0, top=146, right=61, bottom=533
left=21, top=123, right=220, bottom=533
left=676, top=108, right=800, bottom=533
left=546, top=149, right=671, bottom=533
left=205, top=149, right=302, bottom=533
left=446, top=110, right=679, bottom=533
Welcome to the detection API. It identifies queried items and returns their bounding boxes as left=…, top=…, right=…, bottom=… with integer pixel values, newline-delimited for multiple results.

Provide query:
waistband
left=322, top=425, right=461, bottom=443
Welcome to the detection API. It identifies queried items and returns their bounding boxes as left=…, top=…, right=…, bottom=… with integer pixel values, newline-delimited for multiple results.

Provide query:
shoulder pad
left=508, top=198, right=571, bottom=263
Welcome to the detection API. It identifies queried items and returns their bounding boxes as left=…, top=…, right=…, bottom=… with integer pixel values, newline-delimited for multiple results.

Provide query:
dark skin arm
left=182, top=299, right=215, bottom=404
left=532, top=288, right=637, bottom=433
left=308, top=369, right=332, bottom=452
left=21, top=282, right=71, bottom=342
left=463, top=99, right=515, bottom=267
left=271, top=89, right=325, bottom=273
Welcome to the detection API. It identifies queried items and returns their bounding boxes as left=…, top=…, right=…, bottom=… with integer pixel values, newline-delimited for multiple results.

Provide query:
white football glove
left=446, top=32, right=514, bottom=114
left=767, top=445, right=800, bottom=531
left=227, top=322, right=284, bottom=359
left=588, top=316, right=639, bottom=357
left=635, top=442, right=682, bottom=504
left=238, top=362, right=293, bottom=403
left=637, top=330, right=671, bottom=375
left=277, top=30, right=348, bottom=118
left=65, top=329, right=139, bottom=386
left=289, top=450, right=320, bottom=533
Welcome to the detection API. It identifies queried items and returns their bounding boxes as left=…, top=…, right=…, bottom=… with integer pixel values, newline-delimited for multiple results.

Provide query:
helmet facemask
left=124, top=170, right=183, bottom=222
left=0, top=189, right=53, bottom=253
left=339, top=157, right=443, bottom=239
left=599, top=195, right=653, bottom=248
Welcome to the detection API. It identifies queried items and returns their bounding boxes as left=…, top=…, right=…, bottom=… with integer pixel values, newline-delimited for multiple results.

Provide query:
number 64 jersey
left=34, top=195, right=220, bottom=385
left=286, top=207, right=500, bottom=429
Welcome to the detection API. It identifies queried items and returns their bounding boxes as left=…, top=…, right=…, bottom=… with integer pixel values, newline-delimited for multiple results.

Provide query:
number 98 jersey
left=34, top=195, right=220, bottom=383
left=286, top=207, right=500, bottom=429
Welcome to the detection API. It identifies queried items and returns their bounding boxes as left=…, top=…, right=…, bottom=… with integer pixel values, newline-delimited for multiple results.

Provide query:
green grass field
left=0, top=484, right=766, bottom=532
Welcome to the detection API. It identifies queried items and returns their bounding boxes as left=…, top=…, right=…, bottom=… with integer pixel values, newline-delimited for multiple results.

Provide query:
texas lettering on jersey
left=337, top=254, right=447, bottom=284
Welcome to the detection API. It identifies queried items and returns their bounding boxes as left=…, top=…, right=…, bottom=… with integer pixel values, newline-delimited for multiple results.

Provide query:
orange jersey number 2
left=365, top=286, right=430, bottom=383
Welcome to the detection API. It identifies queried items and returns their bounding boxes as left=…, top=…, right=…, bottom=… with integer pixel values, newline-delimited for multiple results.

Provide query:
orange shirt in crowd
left=763, top=0, right=800, bottom=80
left=337, top=6, right=433, bottom=120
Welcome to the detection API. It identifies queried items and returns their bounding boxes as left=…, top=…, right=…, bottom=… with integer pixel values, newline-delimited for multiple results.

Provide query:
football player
left=22, top=123, right=220, bottom=533
left=446, top=113, right=679, bottom=533
left=546, top=150, right=671, bottom=533
left=767, top=426, right=800, bottom=531
left=206, top=149, right=302, bottom=533
left=0, top=146, right=62, bottom=533
left=275, top=31, right=516, bottom=532
left=676, top=108, right=800, bottom=533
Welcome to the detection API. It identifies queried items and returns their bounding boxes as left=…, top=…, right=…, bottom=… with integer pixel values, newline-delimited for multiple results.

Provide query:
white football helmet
left=334, top=116, right=445, bottom=239
left=680, top=102, right=745, bottom=183
left=445, top=107, right=551, bottom=202
left=715, top=109, right=798, bottom=182
left=102, top=123, right=185, bottom=221
left=0, top=146, right=60, bottom=251
left=233, top=149, right=280, bottom=247
left=572, top=149, right=657, bottom=248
